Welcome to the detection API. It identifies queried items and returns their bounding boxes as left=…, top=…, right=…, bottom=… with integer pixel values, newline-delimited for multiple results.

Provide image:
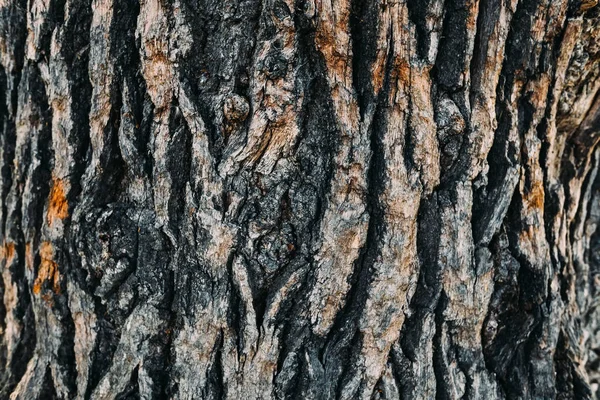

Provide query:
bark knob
left=224, top=94, right=250, bottom=123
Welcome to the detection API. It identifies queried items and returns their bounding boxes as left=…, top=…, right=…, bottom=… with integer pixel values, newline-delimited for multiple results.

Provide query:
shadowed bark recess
left=1, top=0, right=600, bottom=398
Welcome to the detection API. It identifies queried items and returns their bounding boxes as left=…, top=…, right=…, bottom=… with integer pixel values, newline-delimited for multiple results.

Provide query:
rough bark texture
left=0, top=0, right=600, bottom=398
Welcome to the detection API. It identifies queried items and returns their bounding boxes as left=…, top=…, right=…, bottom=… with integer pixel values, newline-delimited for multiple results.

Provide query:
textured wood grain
left=0, top=0, right=599, bottom=398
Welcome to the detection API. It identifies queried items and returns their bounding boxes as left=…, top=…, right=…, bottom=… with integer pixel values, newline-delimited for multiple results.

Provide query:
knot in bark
left=224, top=94, right=250, bottom=123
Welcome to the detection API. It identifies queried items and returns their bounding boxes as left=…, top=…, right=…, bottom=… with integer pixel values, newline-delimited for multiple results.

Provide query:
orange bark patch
left=47, top=178, right=69, bottom=225
left=524, top=184, right=545, bottom=210
left=33, top=242, right=60, bottom=295
left=2, top=242, right=15, bottom=265
left=391, top=59, right=411, bottom=86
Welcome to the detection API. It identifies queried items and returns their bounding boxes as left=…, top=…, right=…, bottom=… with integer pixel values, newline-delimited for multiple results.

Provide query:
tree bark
left=0, top=0, right=599, bottom=398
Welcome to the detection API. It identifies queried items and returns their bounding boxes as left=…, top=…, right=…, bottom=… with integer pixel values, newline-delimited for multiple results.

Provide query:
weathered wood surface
left=0, top=0, right=599, bottom=398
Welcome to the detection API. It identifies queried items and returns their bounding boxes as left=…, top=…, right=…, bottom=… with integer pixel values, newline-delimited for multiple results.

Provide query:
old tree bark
left=1, top=0, right=600, bottom=398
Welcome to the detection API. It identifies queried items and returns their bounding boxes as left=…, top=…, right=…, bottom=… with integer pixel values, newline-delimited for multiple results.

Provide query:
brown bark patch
left=2, top=242, right=15, bottom=266
left=25, top=242, right=33, bottom=270
left=466, top=1, right=479, bottom=30
left=580, top=0, right=597, bottom=12
left=33, top=242, right=60, bottom=295
left=392, top=59, right=411, bottom=85
left=524, top=184, right=545, bottom=211
left=371, top=54, right=386, bottom=95
left=47, top=177, right=69, bottom=225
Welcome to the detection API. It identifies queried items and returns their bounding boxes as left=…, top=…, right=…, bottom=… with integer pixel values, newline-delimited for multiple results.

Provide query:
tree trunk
left=0, top=0, right=599, bottom=398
